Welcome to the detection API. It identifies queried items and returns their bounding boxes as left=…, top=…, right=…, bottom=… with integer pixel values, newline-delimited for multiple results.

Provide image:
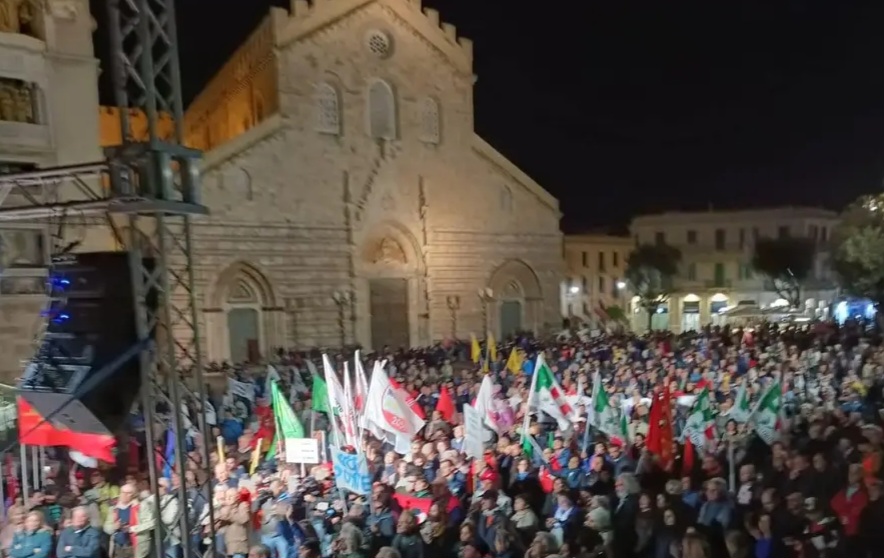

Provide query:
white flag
left=363, top=361, right=425, bottom=438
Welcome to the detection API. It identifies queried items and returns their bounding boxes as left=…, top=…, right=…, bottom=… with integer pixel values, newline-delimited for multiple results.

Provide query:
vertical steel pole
left=104, top=0, right=214, bottom=557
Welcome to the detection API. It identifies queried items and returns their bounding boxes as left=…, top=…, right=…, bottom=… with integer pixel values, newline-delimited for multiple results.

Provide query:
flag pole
left=519, top=353, right=541, bottom=450
left=30, top=446, right=38, bottom=491
left=727, top=436, right=736, bottom=494
left=20, top=444, right=28, bottom=505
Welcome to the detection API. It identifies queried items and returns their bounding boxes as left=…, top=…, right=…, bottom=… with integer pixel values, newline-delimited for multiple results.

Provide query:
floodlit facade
left=629, top=207, right=839, bottom=332
left=98, top=0, right=564, bottom=359
left=0, top=0, right=111, bottom=382
left=561, top=234, right=633, bottom=329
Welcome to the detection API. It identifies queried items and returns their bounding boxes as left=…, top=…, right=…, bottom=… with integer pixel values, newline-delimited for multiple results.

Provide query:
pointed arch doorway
left=226, top=282, right=261, bottom=363
left=206, top=261, right=278, bottom=363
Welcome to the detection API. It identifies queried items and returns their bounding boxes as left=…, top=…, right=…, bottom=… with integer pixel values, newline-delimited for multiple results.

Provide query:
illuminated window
left=315, top=83, right=340, bottom=135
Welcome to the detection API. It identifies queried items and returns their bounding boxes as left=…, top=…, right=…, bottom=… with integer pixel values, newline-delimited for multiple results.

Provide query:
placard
left=284, top=438, right=320, bottom=464
left=463, top=404, right=484, bottom=459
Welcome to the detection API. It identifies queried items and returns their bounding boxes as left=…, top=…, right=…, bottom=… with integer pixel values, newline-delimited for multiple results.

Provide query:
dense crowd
left=2, top=321, right=884, bottom=558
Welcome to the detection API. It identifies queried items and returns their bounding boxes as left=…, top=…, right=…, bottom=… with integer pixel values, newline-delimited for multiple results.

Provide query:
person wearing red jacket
left=830, top=463, right=868, bottom=554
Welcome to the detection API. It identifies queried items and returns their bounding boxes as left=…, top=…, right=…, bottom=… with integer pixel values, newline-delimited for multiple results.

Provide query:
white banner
left=463, top=404, right=484, bottom=460
left=285, top=438, right=320, bottom=464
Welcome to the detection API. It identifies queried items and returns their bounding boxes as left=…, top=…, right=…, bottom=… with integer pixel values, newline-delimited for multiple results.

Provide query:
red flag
left=436, top=387, right=455, bottom=422
left=646, top=390, right=674, bottom=471
left=17, top=397, right=116, bottom=463
left=392, top=492, right=459, bottom=515
left=683, top=437, right=695, bottom=475
left=250, top=404, right=275, bottom=450
left=388, top=377, right=426, bottom=420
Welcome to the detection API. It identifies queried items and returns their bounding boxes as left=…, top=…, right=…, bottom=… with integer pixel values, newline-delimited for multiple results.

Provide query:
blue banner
left=331, top=447, right=371, bottom=495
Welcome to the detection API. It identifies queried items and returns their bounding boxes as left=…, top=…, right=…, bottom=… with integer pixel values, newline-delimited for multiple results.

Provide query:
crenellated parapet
left=277, top=0, right=473, bottom=74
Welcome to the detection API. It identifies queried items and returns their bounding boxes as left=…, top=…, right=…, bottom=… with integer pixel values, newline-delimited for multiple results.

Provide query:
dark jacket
left=57, top=526, right=101, bottom=558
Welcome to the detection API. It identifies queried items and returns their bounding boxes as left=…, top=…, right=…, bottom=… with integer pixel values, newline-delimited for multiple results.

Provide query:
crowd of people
left=2, top=320, right=884, bottom=558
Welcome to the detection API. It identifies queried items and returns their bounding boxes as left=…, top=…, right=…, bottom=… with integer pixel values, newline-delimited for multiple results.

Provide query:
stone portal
left=369, top=278, right=408, bottom=350
left=227, top=307, right=259, bottom=363
left=499, top=300, right=522, bottom=337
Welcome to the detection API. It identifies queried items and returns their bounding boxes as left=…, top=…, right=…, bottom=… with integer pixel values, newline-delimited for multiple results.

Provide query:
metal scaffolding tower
left=0, top=0, right=216, bottom=556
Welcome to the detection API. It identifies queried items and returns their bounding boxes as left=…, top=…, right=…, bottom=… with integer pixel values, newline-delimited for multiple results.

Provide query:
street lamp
left=569, top=285, right=580, bottom=294
left=446, top=295, right=460, bottom=339
left=332, top=290, right=352, bottom=348
left=616, top=281, right=627, bottom=290
left=477, top=287, right=494, bottom=334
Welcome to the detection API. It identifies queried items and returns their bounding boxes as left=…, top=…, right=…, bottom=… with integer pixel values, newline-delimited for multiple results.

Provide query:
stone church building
left=98, top=0, right=564, bottom=362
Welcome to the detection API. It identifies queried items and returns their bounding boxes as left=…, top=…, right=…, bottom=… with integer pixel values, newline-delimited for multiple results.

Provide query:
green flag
left=311, top=374, right=331, bottom=414
left=271, top=380, right=305, bottom=439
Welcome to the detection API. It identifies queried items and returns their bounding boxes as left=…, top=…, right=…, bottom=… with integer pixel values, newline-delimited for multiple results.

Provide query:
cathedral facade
left=102, top=0, right=565, bottom=361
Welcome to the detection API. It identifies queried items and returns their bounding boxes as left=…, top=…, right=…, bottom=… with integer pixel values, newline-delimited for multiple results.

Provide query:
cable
left=4, top=338, right=150, bottom=456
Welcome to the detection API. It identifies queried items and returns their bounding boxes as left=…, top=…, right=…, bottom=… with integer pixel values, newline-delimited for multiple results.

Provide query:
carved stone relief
left=0, top=78, right=35, bottom=123
left=370, top=237, right=406, bottom=265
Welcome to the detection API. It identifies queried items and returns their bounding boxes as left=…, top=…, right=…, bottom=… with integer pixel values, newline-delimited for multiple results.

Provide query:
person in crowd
left=104, top=482, right=139, bottom=558
left=57, top=506, right=101, bottom=558
left=9, top=511, right=52, bottom=558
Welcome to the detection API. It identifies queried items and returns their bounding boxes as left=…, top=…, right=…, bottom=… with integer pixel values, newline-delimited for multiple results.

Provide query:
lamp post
left=477, top=287, right=494, bottom=335
left=332, top=290, right=352, bottom=348
left=446, top=295, right=460, bottom=339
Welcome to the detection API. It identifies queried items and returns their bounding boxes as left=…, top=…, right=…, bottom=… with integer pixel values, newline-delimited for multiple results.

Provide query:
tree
left=832, top=194, right=884, bottom=315
left=751, top=237, right=816, bottom=308
left=624, top=243, right=682, bottom=330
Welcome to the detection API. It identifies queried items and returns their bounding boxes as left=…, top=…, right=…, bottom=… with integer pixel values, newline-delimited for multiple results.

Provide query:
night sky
left=94, top=0, right=884, bottom=232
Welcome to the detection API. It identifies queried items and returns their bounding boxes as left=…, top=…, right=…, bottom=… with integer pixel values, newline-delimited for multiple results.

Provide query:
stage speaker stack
left=18, top=251, right=155, bottom=436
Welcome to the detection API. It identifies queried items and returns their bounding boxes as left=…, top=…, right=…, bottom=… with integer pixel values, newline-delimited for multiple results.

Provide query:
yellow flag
left=488, top=333, right=498, bottom=362
left=505, top=348, right=524, bottom=374
left=471, top=334, right=481, bottom=363
left=250, top=437, right=263, bottom=475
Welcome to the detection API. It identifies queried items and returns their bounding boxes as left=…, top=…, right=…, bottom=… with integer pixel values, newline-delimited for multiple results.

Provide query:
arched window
left=419, top=97, right=440, bottom=144
left=367, top=79, right=396, bottom=139
left=315, top=82, right=340, bottom=135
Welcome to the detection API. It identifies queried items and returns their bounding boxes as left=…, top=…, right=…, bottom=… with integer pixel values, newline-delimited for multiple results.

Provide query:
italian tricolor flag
left=749, top=381, right=782, bottom=445
left=684, top=387, right=716, bottom=448
left=528, top=354, right=572, bottom=431
left=591, top=371, right=623, bottom=441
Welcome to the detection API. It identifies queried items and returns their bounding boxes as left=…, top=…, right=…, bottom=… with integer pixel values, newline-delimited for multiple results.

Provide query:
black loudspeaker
left=18, top=251, right=155, bottom=435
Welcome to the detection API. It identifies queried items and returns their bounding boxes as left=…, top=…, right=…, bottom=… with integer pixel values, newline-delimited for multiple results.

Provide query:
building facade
left=629, top=207, right=839, bottom=332
left=100, top=0, right=564, bottom=361
left=0, top=0, right=110, bottom=382
left=561, top=234, right=632, bottom=328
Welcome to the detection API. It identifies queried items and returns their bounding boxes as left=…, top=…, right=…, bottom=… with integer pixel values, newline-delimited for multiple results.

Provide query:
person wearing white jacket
left=130, top=477, right=182, bottom=558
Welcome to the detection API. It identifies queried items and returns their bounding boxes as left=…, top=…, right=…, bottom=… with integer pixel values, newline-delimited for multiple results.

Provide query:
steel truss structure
left=1, top=1, right=216, bottom=557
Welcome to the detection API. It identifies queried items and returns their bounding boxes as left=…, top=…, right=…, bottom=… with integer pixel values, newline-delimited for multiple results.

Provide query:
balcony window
left=598, top=251, right=605, bottom=272
left=687, top=230, right=697, bottom=244
left=655, top=232, right=665, bottom=245
left=687, top=263, right=696, bottom=281
left=613, top=252, right=619, bottom=267
left=581, top=251, right=587, bottom=268
left=713, top=262, right=726, bottom=287
left=715, top=229, right=725, bottom=250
